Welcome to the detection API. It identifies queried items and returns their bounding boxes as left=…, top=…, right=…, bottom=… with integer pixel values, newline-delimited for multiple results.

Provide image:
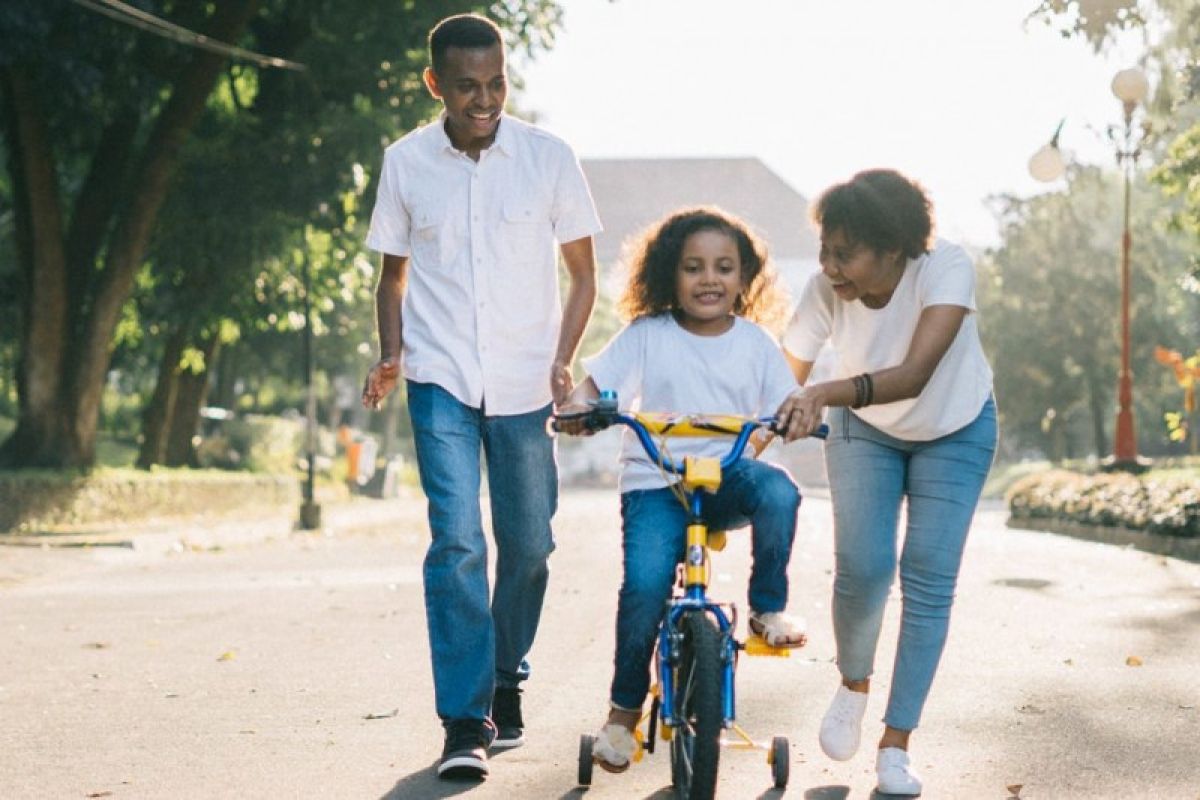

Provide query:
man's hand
left=551, top=360, right=574, bottom=406
left=362, top=356, right=401, bottom=410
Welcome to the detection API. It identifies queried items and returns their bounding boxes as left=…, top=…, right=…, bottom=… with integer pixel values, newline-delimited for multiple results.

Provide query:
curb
left=0, top=494, right=426, bottom=555
left=1007, top=515, right=1200, bottom=563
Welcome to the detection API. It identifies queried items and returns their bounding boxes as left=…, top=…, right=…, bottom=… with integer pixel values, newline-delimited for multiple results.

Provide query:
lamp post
left=1028, top=67, right=1150, bottom=471
left=1109, top=66, right=1149, bottom=470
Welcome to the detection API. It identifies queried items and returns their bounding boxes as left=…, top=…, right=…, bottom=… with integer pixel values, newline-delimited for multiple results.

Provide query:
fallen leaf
left=1062, top=658, right=1074, bottom=666
left=217, top=650, right=237, bottom=662
left=363, top=708, right=399, bottom=720
left=83, top=642, right=110, bottom=650
left=1006, top=784, right=1023, bottom=797
left=1125, top=655, right=1144, bottom=667
left=86, top=793, right=113, bottom=798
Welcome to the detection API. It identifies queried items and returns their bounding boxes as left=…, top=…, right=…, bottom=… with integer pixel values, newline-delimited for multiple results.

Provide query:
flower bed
left=1006, top=469, right=1200, bottom=538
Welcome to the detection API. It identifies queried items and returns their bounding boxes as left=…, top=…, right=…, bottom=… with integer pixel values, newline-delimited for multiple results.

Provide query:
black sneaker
left=437, top=718, right=493, bottom=780
left=490, top=686, right=525, bottom=749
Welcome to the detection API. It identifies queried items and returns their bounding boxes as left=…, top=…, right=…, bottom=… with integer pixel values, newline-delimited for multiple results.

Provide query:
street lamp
left=1029, top=67, right=1150, bottom=471
left=1109, top=66, right=1149, bottom=471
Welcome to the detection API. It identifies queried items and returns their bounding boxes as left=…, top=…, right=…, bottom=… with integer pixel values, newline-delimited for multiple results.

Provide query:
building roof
left=581, top=157, right=817, bottom=267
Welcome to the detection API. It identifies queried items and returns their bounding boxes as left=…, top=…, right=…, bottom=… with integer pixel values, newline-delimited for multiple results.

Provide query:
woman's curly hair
left=616, top=206, right=789, bottom=332
left=811, top=168, right=935, bottom=259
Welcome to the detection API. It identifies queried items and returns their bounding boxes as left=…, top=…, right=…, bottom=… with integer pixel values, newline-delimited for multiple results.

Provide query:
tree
left=980, top=165, right=1198, bottom=459
left=0, top=0, right=563, bottom=469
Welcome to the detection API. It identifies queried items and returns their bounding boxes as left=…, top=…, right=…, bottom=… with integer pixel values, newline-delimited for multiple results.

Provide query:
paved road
left=1, top=489, right=1198, bottom=799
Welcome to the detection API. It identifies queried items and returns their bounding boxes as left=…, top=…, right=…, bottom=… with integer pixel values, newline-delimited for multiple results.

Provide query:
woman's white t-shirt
left=782, top=239, right=993, bottom=441
left=583, top=315, right=798, bottom=493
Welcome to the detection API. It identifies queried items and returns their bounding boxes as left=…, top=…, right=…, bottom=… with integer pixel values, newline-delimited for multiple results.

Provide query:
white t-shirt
left=366, top=113, right=602, bottom=415
left=583, top=315, right=798, bottom=492
left=782, top=239, right=993, bottom=441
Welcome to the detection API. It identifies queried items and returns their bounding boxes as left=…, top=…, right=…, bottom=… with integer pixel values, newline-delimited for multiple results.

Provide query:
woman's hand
left=774, top=386, right=827, bottom=442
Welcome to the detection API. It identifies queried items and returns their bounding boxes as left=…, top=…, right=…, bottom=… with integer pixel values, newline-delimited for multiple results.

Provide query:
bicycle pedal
left=744, top=634, right=791, bottom=657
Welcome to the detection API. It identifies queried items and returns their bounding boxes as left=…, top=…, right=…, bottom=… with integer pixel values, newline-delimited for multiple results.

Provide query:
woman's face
left=818, top=227, right=901, bottom=306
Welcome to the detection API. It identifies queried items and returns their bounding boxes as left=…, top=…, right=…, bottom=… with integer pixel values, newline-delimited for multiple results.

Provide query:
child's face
left=674, top=229, right=742, bottom=335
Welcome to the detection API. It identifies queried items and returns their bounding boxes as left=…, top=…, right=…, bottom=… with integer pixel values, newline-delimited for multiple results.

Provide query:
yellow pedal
left=708, top=530, right=727, bottom=551
left=744, top=634, right=791, bottom=657
left=632, top=728, right=646, bottom=762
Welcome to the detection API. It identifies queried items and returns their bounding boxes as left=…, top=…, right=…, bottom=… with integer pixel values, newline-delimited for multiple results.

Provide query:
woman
left=774, top=168, right=997, bottom=796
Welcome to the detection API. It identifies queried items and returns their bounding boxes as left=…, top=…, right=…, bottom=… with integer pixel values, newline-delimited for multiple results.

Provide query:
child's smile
left=674, top=229, right=742, bottom=336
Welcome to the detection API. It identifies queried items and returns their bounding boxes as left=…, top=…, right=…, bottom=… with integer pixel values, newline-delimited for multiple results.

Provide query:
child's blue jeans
left=609, top=458, right=801, bottom=711
left=825, top=396, right=997, bottom=731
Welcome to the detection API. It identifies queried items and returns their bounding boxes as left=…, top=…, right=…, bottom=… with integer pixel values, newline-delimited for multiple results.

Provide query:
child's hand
left=552, top=402, right=596, bottom=436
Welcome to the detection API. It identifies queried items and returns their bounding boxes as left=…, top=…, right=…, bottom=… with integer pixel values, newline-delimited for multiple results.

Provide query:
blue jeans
left=609, top=458, right=801, bottom=710
left=825, top=397, right=997, bottom=731
left=406, top=381, right=558, bottom=721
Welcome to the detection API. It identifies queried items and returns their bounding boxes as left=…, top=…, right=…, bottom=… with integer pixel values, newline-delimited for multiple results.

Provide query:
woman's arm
left=776, top=305, right=967, bottom=439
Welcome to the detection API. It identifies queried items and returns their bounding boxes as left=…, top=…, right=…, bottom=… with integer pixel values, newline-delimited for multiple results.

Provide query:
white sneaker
left=875, top=746, right=923, bottom=796
left=818, top=685, right=868, bottom=761
left=593, top=723, right=638, bottom=773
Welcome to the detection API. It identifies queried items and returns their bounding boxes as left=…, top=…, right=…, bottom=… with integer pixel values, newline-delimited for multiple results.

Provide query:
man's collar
left=432, top=112, right=513, bottom=158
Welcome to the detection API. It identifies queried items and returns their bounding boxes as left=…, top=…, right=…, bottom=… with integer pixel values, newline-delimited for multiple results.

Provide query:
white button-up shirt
left=366, top=114, right=602, bottom=415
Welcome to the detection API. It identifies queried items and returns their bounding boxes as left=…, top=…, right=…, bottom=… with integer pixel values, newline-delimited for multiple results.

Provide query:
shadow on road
left=803, top=786, right=849, bottom=799
left=380, top=763, right=482, bottom=799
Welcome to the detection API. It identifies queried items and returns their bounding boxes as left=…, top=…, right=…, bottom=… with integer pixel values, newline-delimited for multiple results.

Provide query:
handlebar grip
left=814, top=423, right=830, bottom=439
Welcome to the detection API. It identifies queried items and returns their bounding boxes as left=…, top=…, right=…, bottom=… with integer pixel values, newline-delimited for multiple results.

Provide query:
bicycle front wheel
left=669, top=610, right=722, bottom=800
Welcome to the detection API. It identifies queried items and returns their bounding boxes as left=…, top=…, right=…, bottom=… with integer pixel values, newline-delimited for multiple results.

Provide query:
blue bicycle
left=553, top=391, right=827, bottom=799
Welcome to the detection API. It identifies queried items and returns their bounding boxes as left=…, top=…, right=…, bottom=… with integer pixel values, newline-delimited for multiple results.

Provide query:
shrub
left=1007, top=469, right=1200, bottom=537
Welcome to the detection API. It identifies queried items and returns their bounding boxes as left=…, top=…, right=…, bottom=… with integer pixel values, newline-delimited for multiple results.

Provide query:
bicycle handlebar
left=551, top=392, right=829, bottom=475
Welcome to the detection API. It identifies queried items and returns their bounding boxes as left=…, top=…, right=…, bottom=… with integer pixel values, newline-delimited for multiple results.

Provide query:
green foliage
left=980, top=165, right=1200, bottom=459
left=1007, top=467, right=1200, bottom=536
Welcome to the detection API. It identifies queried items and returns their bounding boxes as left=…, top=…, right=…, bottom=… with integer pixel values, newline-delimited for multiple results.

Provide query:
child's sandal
left=749, top=610, right=808, bottom=648
left=593, top=723, right=639, bottom=773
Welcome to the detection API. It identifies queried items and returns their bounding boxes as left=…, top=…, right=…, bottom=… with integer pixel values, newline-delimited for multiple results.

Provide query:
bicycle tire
left=669, top=610, right=723, bottom=800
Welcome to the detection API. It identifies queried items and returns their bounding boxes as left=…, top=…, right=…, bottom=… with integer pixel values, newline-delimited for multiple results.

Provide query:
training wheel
left=578, top=733, right=596, bottom=786
left=770, top=735, right=789, bottom=789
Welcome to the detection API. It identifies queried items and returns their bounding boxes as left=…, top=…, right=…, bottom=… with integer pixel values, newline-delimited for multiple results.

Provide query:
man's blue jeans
left=609, top=458, right=801, bottom=711
left=825, top=397, right=997, bottom=731
left=407, top=381, right=557, bottom=722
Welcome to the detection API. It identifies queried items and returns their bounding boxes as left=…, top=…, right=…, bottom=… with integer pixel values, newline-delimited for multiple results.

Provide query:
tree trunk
left=137, top=327, right=189, bottom=469
left=165, top=336, right=220, bottom=467
left=1087, top=371, right=1109, bottom=458
left=0, top=0, right=262, bottom=469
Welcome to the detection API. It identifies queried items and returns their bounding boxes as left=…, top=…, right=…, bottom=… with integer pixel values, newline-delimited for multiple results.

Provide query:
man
left=361, top=13, right=600, bottom=781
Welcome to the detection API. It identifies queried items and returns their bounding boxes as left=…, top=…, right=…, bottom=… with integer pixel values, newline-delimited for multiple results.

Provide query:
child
left=557, top=207, right=811, bottom=772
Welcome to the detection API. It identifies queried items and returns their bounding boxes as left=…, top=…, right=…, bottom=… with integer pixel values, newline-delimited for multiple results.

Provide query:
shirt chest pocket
left=499, top=199, right=545, bottom=263
left=410, top=202, right=457, bottom=267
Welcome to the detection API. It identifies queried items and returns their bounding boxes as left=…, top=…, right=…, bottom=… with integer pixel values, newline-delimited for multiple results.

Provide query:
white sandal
left=748, top=610, right=808, bottom=648
left=593, top=723, right=639, bottom=773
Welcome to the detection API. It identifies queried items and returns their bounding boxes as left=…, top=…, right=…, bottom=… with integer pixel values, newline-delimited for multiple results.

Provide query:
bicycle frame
left=555, top=391, right=826, bottom=733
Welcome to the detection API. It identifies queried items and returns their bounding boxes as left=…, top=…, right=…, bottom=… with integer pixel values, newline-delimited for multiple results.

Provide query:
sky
left=516, top=0, right=1150, bottom=249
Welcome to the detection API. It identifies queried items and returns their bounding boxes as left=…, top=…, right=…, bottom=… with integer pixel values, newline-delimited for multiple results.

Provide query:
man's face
left=425, top=44, right=507, bottom=149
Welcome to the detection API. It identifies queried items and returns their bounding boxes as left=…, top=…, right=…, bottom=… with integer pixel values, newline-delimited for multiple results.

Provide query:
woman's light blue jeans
left=609, top=458, right=801, bottom=710
left=825, top=396, right=997, bottom=731
left=406, top=381, right=558, bottom=722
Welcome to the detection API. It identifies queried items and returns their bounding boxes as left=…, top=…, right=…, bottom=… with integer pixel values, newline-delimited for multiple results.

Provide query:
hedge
left=0, top=469, right=299, bottom=533
left=1007, top=469, right=1200, bottom=538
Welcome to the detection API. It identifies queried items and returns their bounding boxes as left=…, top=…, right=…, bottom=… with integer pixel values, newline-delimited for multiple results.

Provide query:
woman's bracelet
left=850, top=372, right=874, bottom=409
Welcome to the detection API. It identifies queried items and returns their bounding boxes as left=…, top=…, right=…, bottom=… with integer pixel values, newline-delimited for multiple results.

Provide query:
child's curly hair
left=617, top=206, right=789, bottom=332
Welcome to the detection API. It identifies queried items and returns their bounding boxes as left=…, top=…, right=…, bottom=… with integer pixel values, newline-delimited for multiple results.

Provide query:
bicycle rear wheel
left=669, top=610, right=722, bottom=800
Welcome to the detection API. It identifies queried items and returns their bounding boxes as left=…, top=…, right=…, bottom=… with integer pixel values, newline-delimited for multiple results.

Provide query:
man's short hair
left=429, top=14, right=503, bottom=75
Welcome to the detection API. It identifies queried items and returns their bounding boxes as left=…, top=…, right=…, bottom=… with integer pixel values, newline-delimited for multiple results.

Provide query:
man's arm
left=551, top=236, right=598, bottom=405
left=362, top=253, right=408, bottom=410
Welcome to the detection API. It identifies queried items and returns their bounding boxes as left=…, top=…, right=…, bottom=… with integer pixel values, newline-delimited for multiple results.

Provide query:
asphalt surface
left=1, top=488, right=1198, bottom=799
